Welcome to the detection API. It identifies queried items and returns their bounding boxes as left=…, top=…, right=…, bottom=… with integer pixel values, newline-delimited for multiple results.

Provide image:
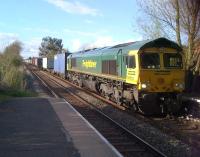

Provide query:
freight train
left=31, top=37, right=185, bottom=115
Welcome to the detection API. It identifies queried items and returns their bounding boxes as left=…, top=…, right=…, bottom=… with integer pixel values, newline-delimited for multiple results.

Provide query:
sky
left=0, top=0, right=142, bottom=58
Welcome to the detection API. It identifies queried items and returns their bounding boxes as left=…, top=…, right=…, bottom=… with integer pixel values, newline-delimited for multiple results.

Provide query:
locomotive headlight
left=175, top=83, right=184, bottom=89
left=141, top=81, right=151, bottom=89
left=141, top=83, right=147, bottom=89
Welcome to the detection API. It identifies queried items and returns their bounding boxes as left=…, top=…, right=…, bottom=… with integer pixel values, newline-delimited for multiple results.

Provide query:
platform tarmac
left=0, top=97, right=122, bottom=157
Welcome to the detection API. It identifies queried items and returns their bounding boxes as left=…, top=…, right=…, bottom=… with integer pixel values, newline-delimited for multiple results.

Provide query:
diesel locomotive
left=67, top=38, right=185, bottom=115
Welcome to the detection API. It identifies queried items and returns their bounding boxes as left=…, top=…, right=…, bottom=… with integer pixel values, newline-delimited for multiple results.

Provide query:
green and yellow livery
left=67, top=38, right=185, bottom=115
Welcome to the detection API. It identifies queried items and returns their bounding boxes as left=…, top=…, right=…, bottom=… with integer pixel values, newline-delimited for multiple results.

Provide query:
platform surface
left=0, top=97, right=121, bottom=157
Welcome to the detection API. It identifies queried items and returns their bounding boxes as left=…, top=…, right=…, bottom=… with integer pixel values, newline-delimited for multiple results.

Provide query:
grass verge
left=0, top=90, right=37, bottom=103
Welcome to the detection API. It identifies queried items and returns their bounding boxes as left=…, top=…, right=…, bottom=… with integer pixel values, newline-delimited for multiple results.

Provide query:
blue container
left=54, top=53, right=67, bottom=76
left=54, top=53, right=71, bottom=77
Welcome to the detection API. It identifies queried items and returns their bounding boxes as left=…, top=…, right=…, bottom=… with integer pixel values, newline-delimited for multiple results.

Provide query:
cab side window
left=124, top=55, right=136, bottom=69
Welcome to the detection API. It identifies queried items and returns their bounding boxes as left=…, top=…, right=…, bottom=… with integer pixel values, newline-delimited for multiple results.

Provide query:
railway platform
left=0, top=97, right=122, bottom=157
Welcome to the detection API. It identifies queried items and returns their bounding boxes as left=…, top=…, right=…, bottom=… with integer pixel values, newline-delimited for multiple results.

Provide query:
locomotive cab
left=136, top=48, right=185, bottom=114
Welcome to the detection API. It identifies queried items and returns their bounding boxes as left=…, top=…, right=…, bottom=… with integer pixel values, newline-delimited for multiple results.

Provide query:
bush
left=0, top=41, right=26, bottom=91
left=2, top=66, right=25, bottom=90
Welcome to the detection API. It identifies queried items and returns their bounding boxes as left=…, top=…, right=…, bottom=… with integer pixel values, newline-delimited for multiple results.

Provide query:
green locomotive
left=67, top=38, right=185, bottom=115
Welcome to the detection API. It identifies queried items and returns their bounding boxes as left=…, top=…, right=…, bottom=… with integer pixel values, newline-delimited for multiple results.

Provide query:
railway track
left=30, top=66, right=166, bottom=157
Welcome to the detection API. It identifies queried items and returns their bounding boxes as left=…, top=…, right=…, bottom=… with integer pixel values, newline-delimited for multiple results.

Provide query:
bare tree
left=190, top=40, right=200, bottom=73
left=137, top=0, right=182, bottom=45
left=173, top=0, right=182, bottom=46
left=137, top=0, right=200, bottom=68
left=179, top=0, right=200, bottom=67
left=137, top=16, right=169, bottom=39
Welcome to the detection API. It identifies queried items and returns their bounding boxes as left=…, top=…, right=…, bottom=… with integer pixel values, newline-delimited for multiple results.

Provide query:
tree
left=190, top=40, right=200, bottom=73
left=137, top=17, right=169, bottom=39
left=137, top=0, right=182, bottom=45
left=179, top=0, right=200, bottom=67
left=137, top=0, right=200, bottom=68
left=39, top=37, right=63, bottom=57
left=0, top=41, right=24, bottom=90
left=61, top=48, right=70, bottom=54
left=3, top=41, right=22, bottom=67
left=173, top=0, right=182, bottom=47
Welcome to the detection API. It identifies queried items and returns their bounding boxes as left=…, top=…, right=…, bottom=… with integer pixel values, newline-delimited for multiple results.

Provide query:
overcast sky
left=0, top=0, right=142, bottom=58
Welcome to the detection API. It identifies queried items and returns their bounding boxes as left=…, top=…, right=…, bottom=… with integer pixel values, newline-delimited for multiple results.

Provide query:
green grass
left=0, top=90, right=37, bottom=102
left=0, top=94, right=10, bottom=102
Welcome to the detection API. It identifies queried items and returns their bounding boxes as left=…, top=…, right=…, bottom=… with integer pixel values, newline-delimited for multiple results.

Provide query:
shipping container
left=24, top=59, right=31, bottom=63
left=36, top=58, right=43, bottom=68
left=32, top=57, right=37, bottom=66
left=34, top=58, right=37, bottom=66
left=31, top=57, right=43, bottom=68
left=42, top=57, right=54, bottom=69
left=53, top=53, right=71, bottom=77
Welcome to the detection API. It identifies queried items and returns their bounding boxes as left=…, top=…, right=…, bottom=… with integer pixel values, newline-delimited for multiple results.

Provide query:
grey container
left=36, top=58, right=43, bottom=69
